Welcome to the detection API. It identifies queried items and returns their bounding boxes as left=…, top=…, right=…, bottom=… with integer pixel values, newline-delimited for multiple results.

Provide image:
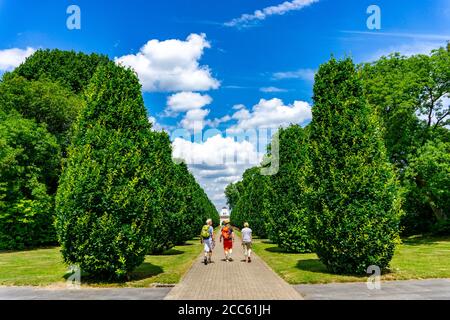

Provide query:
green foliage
left=224, top=182, right=241, bottom=211
left=8, top=49, right=110, bottom=94
left=0, top=113, right=60, bottom=250
left=404, top=140, right=450, bottom=233
left=0, top=49, right=113, bottom=251
left=361, top=46, right=450, bottom=235
left=55, top=62, right=161, bottom=280
left=264, top=125, right=313, bottom=253
left=230, top=167, right=268, bottom=237
left=309, top=57, right=403, bottom=274
left=0, top=75, right=84, bottom=148
left=360, top=53, right=424, bottom=167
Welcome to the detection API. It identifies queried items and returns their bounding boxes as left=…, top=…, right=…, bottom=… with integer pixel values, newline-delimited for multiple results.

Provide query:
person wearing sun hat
left=220, top=219, right=235, bottom=262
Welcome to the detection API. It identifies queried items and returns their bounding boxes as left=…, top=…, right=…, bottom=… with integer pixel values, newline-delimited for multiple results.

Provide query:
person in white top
left=241, top=222, right=253, bottom=263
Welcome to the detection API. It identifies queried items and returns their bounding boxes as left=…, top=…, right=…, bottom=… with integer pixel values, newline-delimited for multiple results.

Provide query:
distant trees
left=0, top=112, right=60, bottom=249
left=0, top=50, right=112, bottom=250
left=361, top=46, right=450, bottom=235
left=230, top=167, right=268, bottom=237
left=224, top=182, right=241, bottom=211
left=404, top=139, right=450, bottom=234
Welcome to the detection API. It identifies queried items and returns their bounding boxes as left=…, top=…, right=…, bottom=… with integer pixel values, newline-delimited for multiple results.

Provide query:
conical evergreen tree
left=55, top=62, right=162, bottom=279
left=230, top=167, right=268, bottom=237
left=309, top=58, right=402, bottom=274
left=265, top=125, right=313, bottom=253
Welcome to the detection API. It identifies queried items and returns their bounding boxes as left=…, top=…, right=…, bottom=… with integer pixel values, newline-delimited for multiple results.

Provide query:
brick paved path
left=165, top=231, right=302, bottom=300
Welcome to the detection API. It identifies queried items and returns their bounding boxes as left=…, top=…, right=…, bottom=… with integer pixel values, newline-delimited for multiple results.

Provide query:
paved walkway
left=165, top=232, right=302, bottom=300
left=0, top=287, right=171, bottom=300
left=295, top=278, right=450, bottom=300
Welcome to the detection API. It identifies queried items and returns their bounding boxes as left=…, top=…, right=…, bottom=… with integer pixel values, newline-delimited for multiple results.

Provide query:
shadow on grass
left=295, top=258, right=329, bottom=274
left=177, top=242, right=195, bottom=246
left=64, top=262, right=165, bottom=285
left=264, top=246, right=288, bottom=253
left=0, top=245, right=59, bottom=255
left=295, top=258, right=394, bottom=278
left=156, top=248, right=184, bottom=256
left=130, top=262, right=164, bottom=281
left=401, top=235, right=450, bottom=246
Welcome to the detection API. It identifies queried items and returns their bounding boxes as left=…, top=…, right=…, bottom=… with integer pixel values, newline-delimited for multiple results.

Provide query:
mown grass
left=252, top=235, right=450, bottom=284
left=0, top=238, right=203, bottom=288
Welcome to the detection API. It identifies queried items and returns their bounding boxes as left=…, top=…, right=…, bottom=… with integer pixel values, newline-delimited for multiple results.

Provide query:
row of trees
left=228, top=46, right=449, bottom=274
left=0, top=50, right=219, bottom=279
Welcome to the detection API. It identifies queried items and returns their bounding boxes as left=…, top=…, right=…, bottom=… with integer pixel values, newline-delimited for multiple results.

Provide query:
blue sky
left=0, top=0, right=449, bottom=209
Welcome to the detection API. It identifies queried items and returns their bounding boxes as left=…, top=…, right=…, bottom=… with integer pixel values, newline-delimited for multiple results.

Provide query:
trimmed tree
left=265, top=125, right=313, bottom=253
left=55, top=62, right=161, bottom=279
left=230, top=167, right=268, bottom=237
left=309, top=57, right=402, bottom=274
left=9, top=49, right=110, bottom=94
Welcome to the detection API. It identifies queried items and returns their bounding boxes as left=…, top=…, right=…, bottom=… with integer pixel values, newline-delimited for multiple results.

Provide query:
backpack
left=201, top=225, right=210, bottom=239
left=222, top=226, right=232, bottom=240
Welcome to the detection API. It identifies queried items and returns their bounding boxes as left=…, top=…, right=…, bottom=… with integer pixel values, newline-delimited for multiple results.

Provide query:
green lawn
left=253, top=235, right=450, bottom=284
left=0, top=238, right=203, bottom=288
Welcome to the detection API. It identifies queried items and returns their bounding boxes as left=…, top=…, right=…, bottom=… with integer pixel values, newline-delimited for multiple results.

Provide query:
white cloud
left=180, top=108, right=210, bottom=131
left=232, top=104, right=246, bottom=110
left=260, top=86, right=288, bottom=93
left=273, top=68, right=315, bottom=81
left=0, top=47, right=35, bottom=72
left=225, top=0, right=319, bottom=28
left=148, top=116, right=164, bottom=131
left=173, top=135, right=260, bottom=167
left=115, top=33, right=220, bottom=92
left=229, top=98, right=312, bottom=132
left=172, top=135, right=262, bottom=208
left=206, top=115, right=232, bottom=128
left=166, top=91, right=212, bottom=114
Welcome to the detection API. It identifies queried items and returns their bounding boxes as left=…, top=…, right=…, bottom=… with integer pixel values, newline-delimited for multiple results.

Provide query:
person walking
left=201, top=218, right=214, bottom=265
left=220, top=220, right=235, bottom=262
left=241, top=222, right=253, bottom=263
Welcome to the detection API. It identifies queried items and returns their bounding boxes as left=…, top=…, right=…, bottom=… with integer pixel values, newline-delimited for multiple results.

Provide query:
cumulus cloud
left=225, top=0, right=319, bottom=28
left=228, top=98, right=312, bottom=132
left=273, top=68, right=315, bottom=81
left=115, top=33, right=220, bottom=92
left=206, top=115, right=232, bottom=128
left=172, top=135, right=262, bottom=208
left=166, top=91, right=212, bottom=114
left=0, top=47, right=35, bottom=72
left=180, top=108, right=210, bottom=131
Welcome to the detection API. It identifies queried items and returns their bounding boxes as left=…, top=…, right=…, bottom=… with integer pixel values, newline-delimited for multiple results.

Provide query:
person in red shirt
left=220, top=220, right=235, bottom=262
